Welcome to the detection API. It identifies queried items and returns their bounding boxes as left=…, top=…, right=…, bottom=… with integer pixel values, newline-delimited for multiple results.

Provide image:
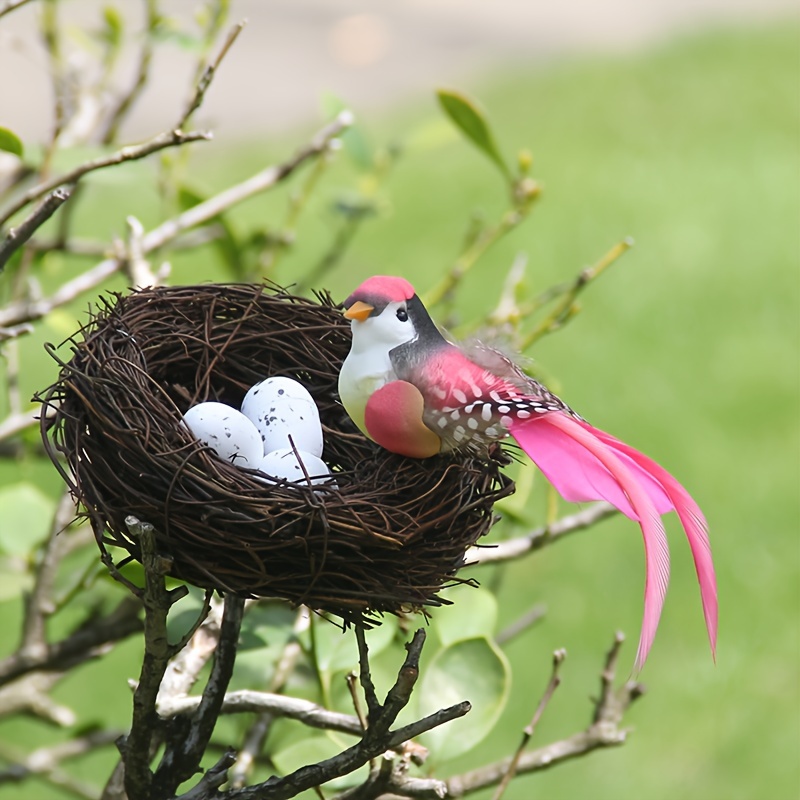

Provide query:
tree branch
left=160, top=689, right=365, bottom=736
left=153, top=595, right=245, bottom=797
left=0, top=186, right=73, bottom=272
left=443, top=634, right=644, bottom=798
left=0, top=0, right=35, bottom=20
left=0, top=129, right=211, bottom=228
left=466, top=502, right=617, bottom=566
left=0, top=111, right=353, bottom=331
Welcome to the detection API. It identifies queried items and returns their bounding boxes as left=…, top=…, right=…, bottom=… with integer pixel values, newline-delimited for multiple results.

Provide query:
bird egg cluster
left=181, top=377, right=334, bottom=487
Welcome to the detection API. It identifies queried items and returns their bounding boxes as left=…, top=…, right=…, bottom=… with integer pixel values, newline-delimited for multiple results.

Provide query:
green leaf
left=431, top=585, right=498, bottom=646
left=0, top=127, right=24, bottom=158
left=177, top=185, right=242, bottom=277
left=418, top=636, right=511, bottom=761
left=102, top=6, right=123, bottom=49
left=321, top=92, right=372, bottom=170
left=436, top=89, right=509, bottom=178
left=313, top=617, right=397, bottom=676
left=271, top=736, right=368, bottom=789
left=0, top=484, right=56, bottom=556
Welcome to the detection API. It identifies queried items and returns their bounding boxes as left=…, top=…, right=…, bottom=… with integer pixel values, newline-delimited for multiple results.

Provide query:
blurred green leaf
left=436, top=89, right=509, bottom=178
left=419, top=636, right=510, bottom=761
left=431, top=585, right=498, bottom=646
left=271, top=735, right=367, bottom=788
left=0, top=126, right=23, bottom=158
left=0, top=483, right=56, bottom=556
left=0, top=560, right=33, bottom=600
left=321, top=92, right=372, bottom=170
left=101, top=6, right=123, bottom=49
left=178, top=185, right=243, bottom=277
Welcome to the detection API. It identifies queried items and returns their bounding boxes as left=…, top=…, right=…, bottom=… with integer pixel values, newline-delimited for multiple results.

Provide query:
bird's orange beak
left=343, top=301, right=374, bottom=322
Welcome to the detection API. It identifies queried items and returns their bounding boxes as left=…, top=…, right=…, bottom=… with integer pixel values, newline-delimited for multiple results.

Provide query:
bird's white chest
left=338, top=343, right=397, bottom=434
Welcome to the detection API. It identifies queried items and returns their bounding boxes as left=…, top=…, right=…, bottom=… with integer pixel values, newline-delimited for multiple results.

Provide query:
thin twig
left=101, top=0, right=160, bottom=144
left=0, top=111, right=353, bottom=331
left=0, top=186, right=73, bottom=271
left=355, top=625, right=381, bottom=724
left=159, top=689, right=365, bottom=736
left=466, top=502, right=617, bottom=566
left=495, top=603, right=547, bottom=646
left=492, top=649, right=566, bottom=800
left=177, top=20, right=246, bottom=129
left=0, top=129, right=211, bottom=227
left=0, top=0, right=36, bottom=19
left=139, top=109, right=353, bottom=255
left=444, top=634, right=644, bottom=798
left=521, top=238, right=634, bottom=348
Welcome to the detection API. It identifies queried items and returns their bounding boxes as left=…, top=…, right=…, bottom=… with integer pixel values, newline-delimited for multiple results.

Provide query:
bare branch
left=161, top=689, right=364, bottom=736
left=495, top=603, right=547, bottom=645
left=178, top=20, right=247, bottom=129
left=0, top=186, right=73, bottom=272
left=0, top=129, right=211, bottom=228
left=153, top=595, right=245, bottom=797
left=444, top=635, right=644, bottom=798
left=0, top=406, right=54, bottom=442
left=0, top=596, right=142, bottom=686
left=120, top=516, right=181, bottom=800
left=355, top=624, right=381, bottom=724
left=492, top=649, right=566, bottom=800
left=0, top=256, right=122, bottom=329
left=466, top=502, right=617, bottom=566
left=101, top=0, right=160, bottom=144
left=0, top=729, right=122, bottom=793
left=0, top=111, right=353, bottom=331
left=139, top=109, right=353, bottom=255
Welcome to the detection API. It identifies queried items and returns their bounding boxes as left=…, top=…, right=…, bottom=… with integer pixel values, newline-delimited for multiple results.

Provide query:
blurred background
left=0, top=1, right=798, bottom=799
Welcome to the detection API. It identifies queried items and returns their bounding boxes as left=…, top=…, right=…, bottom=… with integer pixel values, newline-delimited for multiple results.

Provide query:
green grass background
left=1, top=20, right=798, bottom=800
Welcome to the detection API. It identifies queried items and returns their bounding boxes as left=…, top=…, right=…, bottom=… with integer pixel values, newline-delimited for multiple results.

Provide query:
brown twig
left=492, top=649, right=566, bottom=800
left=177, top=20, right=247, bottom=129
left=0, top=114, right=352, bottom=332
left=0, top=0, right=35, bottom=19
left=100, top=0, right=160, bottom=144
left=0, top=186, right=73, bottom=271
left=222, top=630, right=470, bottom=800
left=443, top=634, right=644, bottom=798
left=0, top=129, right=211, bottom=228
left=120, top=515, right=186, bottom=800
left=152, top=595, right=245, bottom=797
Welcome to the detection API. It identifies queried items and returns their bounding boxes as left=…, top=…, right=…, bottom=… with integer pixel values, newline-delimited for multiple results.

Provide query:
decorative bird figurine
left=338, top=275, right=717, bottom=669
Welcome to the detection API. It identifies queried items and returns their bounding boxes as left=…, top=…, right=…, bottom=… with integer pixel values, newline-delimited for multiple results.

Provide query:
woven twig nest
left=39, top=284, right=514, bottom=623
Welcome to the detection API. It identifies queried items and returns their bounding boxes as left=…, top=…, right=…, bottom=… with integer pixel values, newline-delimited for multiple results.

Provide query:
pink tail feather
left=509, top=412, right=715, bottom=669
left=580, top=422, right=718, bottom=659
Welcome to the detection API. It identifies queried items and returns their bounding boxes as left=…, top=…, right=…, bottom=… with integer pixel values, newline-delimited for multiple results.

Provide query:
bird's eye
left=396, top=308, right=409, bottom=322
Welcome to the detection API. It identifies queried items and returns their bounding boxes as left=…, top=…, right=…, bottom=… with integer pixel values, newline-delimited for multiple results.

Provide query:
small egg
left=257, top=448, right=334, bottom=486
left=182, top=402, right=263, bottom=468
left=241, top=377, right=323, bottom=457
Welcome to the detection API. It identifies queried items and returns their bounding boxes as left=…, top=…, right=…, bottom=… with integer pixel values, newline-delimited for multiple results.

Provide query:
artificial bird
left=338, top=274, right=717, bottom=669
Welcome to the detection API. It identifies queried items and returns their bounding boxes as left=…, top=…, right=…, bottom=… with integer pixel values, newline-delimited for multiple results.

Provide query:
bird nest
left=39, top=283, right=514, bottom=623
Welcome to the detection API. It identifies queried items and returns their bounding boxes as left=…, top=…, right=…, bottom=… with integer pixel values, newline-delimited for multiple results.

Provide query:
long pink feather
left=510, top=412, right=676, bottom=670
left=579, top=421, right=718, bottom=659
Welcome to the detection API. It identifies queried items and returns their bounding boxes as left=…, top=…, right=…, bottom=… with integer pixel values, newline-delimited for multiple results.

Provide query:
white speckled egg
left=182, top=402, right=263, bottom=468
left=241, top=377, right=323, bottom=457
left=257, top=448, right=334, bottom=486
